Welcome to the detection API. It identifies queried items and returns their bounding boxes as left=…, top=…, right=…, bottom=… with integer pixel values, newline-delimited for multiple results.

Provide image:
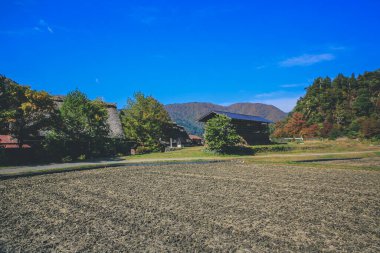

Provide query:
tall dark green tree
left=353, top=88, right=373, bottom=116
left=44, top=90, right=109, bottom=158
left=60, top=90, right=109, bottom=140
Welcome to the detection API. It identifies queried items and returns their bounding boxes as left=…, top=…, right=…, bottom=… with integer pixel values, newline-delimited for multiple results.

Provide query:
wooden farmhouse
left=162, top=123, right=190, bottom=148
left=198, top=111, right=273, bottom=145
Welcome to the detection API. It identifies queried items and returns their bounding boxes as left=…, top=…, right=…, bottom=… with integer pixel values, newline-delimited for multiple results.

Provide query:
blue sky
left=1, top=0, right=379, bottom=112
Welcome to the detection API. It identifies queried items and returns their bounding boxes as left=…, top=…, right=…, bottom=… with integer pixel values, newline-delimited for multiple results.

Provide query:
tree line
left=273, top=69, right=380, bottom=140
left=0, top=76, right=174, bottom=164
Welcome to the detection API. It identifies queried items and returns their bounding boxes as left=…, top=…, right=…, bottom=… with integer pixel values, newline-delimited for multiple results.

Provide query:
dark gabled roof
left=198, top=110, right=273, bottom=123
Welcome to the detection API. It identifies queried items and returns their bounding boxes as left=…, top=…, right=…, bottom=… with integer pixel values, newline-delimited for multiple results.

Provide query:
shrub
left=250, top=145, right=292, bottom=154
left=213, top=144, right=293, bottom=155
left=204, top=115, right=241, bottom=153
left=0, top=148, right=7, bottom=164
left=78, top=154, right=86, bottom=160
left=224, top=145, right=256, bottom=155
left=359, top=116, right=380, bottom=138
left=135, top=146, right=153, bottom=155
left=62, top=156, right=72, bottom=163
left=328, top=127, right=343, bottom=140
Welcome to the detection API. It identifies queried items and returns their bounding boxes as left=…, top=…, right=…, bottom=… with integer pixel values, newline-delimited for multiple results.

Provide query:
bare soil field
left=302, top=157, right=380, bottom=167
left=1, top=162, right=379, bottom=252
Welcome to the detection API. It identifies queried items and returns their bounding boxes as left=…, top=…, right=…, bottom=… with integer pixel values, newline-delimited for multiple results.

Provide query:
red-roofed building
left=0, top=135, right=31, bottom=149
left=189, top=134, right=203, bottom=146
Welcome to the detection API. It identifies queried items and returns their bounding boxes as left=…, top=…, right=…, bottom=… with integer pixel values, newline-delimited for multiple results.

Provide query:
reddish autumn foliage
left=300, top=124, right=320, bottom=138
left=359, top=117, right=380, bottom=138
left=283, top=112, right=307, bottom=137
left=272, top=113, right=320, bottom=138
left=320, top=120, right=333, bottom=138
left=272, top=121, right=287, bottom=138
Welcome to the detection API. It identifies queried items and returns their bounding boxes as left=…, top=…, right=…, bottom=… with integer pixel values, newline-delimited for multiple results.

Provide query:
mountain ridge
left=165, top=102, right=287, bottom=136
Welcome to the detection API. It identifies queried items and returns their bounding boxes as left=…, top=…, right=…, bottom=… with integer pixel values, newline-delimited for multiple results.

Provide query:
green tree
left=60, top=90, right=109, bottom=140
left=0, top=76, right=15, bottom=132
left=358, top=116, right=380, bottom=139
left=289, top=69, right=380, bottom=139
left=120, top=92, right=171, bottom=150
left=45, top=90, right=109, bottom=158
left=353, top=88, right=373, bottom=116
left=204, top=115, right=240, bottom=153
left=0, top=76, right=57, bottom=148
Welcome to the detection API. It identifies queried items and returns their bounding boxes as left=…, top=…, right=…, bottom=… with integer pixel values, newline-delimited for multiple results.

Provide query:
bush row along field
left=1, top=161, right=379, bottom=252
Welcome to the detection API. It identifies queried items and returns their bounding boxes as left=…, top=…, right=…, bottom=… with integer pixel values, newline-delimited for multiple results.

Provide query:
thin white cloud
left=38, top=19, right=54, bottom=33
left=95, top=78, right=99, bottom=84
left=1, top=19, right=64, bottom=36
left=47, top=26, right=54, bottom=33
left=279, top=53, right=335, bottom=67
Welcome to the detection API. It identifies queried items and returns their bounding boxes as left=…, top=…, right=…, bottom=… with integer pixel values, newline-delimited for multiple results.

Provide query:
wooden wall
left=232, top=120, right=270, bottom=145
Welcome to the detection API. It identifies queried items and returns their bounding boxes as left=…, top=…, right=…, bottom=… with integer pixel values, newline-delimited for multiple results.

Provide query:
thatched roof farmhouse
left=52, top=96, right=124, bottom=139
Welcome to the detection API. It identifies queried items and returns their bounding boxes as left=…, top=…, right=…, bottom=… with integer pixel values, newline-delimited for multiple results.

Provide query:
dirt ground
left=303, top=156, right=380, bottom=167
left=1, top=162, right=379, bottom=252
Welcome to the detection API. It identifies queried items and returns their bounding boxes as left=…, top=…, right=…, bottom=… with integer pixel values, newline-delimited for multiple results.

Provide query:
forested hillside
left=273, top=69, right=380, bottom=139
left=165, top=102, right=287, bottom=136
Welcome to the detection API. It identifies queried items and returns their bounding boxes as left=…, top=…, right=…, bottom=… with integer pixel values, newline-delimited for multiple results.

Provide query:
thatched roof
left=105, top=104, right=125, bottom=138
left=52, top=96, right=125, bottom=139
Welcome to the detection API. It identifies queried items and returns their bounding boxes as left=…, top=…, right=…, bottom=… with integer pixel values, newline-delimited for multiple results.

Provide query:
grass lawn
left=123, top=146, right=229, bottom=160
left=124, top=139, right=380, bottom=160
left=122, top=139, right=380, bottom=171
left=1, top=140, right=378, bottom=176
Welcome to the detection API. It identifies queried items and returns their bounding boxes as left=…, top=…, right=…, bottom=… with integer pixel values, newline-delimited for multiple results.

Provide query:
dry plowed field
left=1, top=162, right=379, bottom=252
